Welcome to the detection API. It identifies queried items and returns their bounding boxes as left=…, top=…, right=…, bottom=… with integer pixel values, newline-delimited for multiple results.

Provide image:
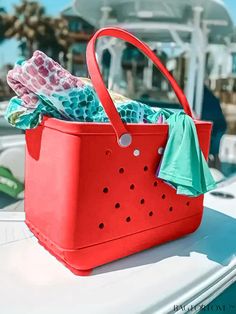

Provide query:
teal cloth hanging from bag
left=157, top=111, right=216, bottom=196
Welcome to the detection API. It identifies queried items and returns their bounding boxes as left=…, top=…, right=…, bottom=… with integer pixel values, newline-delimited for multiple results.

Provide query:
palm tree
left=0, top=7, right=14, bottom=44
left=5, top=0, right=69, bottom=61
left=0, top=8, right=7, bottom=43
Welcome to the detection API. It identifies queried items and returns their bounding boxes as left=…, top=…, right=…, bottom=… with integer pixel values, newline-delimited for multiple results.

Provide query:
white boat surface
left=0, top=176, right=235, bottom=314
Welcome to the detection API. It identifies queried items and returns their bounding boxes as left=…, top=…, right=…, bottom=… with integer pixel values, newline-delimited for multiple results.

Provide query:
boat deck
left=0, top=179, right=236, bottom=313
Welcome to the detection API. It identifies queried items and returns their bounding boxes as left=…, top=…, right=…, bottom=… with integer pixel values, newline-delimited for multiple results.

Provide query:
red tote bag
left=25, top=27, right=212, bottom=275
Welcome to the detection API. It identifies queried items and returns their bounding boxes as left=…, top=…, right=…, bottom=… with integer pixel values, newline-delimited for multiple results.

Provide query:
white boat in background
left=73, top=0, right=233, bottom=117
left=0, top=101, right=22, bottom=136
left=0, top=0, right=236, bottom=313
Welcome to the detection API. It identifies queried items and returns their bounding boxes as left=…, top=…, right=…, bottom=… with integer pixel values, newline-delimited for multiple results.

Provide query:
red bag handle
left=86, top=27, right=193, bottom=147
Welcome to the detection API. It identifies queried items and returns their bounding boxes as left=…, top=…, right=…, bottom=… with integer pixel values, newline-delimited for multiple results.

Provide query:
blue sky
left=0, top=0, right=236, bottom=66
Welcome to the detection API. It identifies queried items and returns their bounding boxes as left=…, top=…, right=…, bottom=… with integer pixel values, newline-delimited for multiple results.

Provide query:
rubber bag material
left=25, top=27, right=213, bottom=275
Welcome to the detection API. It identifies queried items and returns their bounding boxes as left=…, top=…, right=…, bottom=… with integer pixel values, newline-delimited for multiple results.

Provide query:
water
left=199, top=282, right=236, bottom=313
left=221, top=162, right=236, bottom=178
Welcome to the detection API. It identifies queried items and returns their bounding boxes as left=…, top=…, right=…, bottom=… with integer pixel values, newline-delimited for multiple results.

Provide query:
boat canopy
left=73, top=0, right=234, bottom=116
left=73, top=0, right=233, bottom=44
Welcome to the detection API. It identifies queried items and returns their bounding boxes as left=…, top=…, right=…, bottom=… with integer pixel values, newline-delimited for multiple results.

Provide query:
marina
left=0, top=0, right=236, bottom=312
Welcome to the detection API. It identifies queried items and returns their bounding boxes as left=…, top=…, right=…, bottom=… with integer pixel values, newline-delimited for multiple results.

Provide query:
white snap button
left=118, top=133, right=132, bottom=147
left=133, top=149, right=140, bottom=156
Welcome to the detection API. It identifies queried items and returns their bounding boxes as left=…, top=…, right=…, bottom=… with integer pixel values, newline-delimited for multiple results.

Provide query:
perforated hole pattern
left=95, top=149, right=197, bottom=236
left=101, top=163, right=175, bottom=224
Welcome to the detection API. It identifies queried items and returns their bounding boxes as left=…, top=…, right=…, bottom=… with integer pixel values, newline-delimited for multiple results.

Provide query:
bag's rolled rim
left=31, top=116, right=213, bottom=137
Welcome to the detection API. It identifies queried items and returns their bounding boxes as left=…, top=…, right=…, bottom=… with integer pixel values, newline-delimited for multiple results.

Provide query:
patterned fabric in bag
left=6, top=50, right=162, bottom=129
